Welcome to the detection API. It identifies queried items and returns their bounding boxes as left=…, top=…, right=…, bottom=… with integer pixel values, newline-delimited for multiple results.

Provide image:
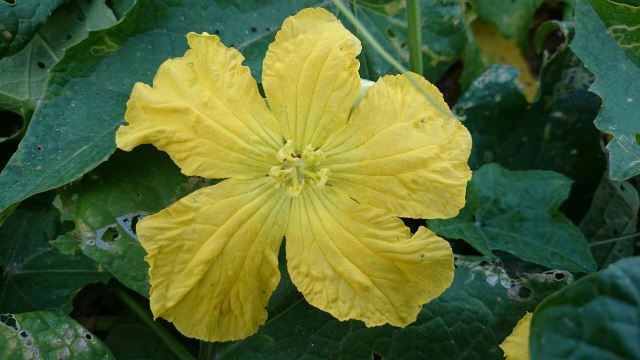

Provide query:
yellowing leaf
left=472, top=21, right=538, bottom=101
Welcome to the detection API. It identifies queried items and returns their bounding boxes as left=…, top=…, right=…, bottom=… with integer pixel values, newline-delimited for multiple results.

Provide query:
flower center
left=269, top=140, right=330, bottom=197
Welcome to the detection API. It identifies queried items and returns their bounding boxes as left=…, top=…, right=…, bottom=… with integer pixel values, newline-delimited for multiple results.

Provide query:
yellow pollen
left=269, top=140, right=330, bottom=196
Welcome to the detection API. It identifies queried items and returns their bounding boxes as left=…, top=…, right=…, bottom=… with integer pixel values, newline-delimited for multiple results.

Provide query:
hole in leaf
left=372, top=352, right=383, bottom=360
left=517, top=286, right=532, bottom=299
left=97, top=224, right=120, bottom=243
left=85, top=333, right=92, bottom=339
left=36, top=62, right=45, bottom=69
left=0, top=314, right=18, bottom=331
left=214, top=29, right=220, bottom=35
left=35, top=145, right=43, bottom=151
left=66, top=34, right=72, bottom=40
left=250, top=26, right=257, bottom=32
left=554, top=272, right=565, bottom=281
left=2, top=0, right=16, bottom=5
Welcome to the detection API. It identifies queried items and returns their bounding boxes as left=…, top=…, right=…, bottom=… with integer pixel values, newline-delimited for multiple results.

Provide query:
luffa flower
left=115, top=8, right=472, bottom=341
left=500, top=312, right=532, bottom=360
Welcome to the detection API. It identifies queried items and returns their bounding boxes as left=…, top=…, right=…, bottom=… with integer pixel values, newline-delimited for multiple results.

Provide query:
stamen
left=269, top=140, right=331, bottom=196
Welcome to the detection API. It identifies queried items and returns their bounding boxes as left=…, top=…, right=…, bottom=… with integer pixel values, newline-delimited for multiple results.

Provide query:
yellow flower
left=115, top=8, right=472, bottom=342
left=500, top=312, right=533, bottom=360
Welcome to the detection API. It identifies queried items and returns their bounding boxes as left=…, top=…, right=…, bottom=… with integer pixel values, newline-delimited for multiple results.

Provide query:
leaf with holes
left=57, top=146, right=215, bottom=296
left=430, top=163, right=597, bottom=273
left=572, top=0, right=640, bottom=180
left=0, top=0, right=66, bottom=57
left=215, top=256, right=571, bottom=359
left=580, top=175, right=639, bottom=268
left=530, top=256, right=640, bottom=359
left=0, top=194, right=109, bottom=313
left=0, top=0, right=325, bottom=214
left=0, top=0, right=117, bottom=118
left=0, top=311, right=113, bottom=359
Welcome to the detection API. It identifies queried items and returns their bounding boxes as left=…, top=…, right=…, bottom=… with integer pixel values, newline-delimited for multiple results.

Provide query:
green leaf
left=59, top=146, right=215, bottom=296
left=0, top=194, right=109, bottom=313
left=0, top=0, right=118, bottom=116
left=0, top=0, right=66, bottom=57
left=108, top=0, right=137, bottom=19
left=104, top=311, right=177, bottom=360
left=216, top=256, right=571, bottom=359
left=430, top=163, right=597, bottom=273
left=580, top=175, right=639, bottom=268
left=0, top=311, right=113, bottom=359
left=455, top=46, right=606, bottom=219
left=355, top=0, right=467, bottom=81
left=572, top=0, right=640, bottom=180
left=469, top=0, right=543, bottom=47
left=0, top=0, right=324, bottom=214
left=530, top=256, right=640, bottom=360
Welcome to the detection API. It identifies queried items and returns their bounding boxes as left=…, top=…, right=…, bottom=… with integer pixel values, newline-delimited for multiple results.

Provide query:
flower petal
left=323, top=73, right=472, bottom=219
left=138, top=177, right=289, bottom=341
left=262, top=8, right=361, bottom=149
left=116, top=33, right=282, bottom=179
left=285, top=186, right=454, bottom=327
left=500, top=312, right=532, bottom=360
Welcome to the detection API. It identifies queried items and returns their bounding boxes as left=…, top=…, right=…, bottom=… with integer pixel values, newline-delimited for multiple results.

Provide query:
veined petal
left=500, top=312, right=532, bottom=360
left=116, top=33, right=282, bottom=179
left=285, top=186, right=454, bottom=327
left=138, top=177, right=289, bottom=341
left=262, top=8, right=361, bottom=149
left=323, top=73, right=472, bottom=219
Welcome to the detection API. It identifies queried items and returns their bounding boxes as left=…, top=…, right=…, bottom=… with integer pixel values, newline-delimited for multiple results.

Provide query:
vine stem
left=328, top=0, right=461, bottom=120
left=589, top=232, right=640, bottom=247
left=406, top=0, right=423, bottom=75
left=111, top=283, right=196, bottom=360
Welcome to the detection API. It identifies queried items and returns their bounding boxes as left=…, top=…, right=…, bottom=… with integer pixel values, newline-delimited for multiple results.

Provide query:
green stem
left=198, top=342, right=216, bottom=360
left=328, top=0, right=460, bottom=120
left=406, top=0, right=423, bottom=75
left=111, top=283, right=196, bottom=360
left=589, top=232, right=640, bottom=247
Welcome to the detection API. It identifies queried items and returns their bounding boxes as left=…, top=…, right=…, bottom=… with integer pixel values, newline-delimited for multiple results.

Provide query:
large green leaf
left=572, top=0, right=640, bottom=180
left=57, top=146, right=214, bottom=296
left=455, top=46, right=605, bottom=219
left=0, top=0, right=323, bottom=214
left=216, top=256, right=571, bottom=359
left=355, top=0, right=467, bottom=81
left=0, top=311, right=113, bottom=359
left=0, top=0, right=66, bottom=57
left=580, top=175, right=639, bottom=268
left=0, top=0, right=117, bottom=116
left=430, top=163, right=597, bottom=273
left=0, top=194, right=109, bottom=313
left=530, top=256, right=640, bottom=360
